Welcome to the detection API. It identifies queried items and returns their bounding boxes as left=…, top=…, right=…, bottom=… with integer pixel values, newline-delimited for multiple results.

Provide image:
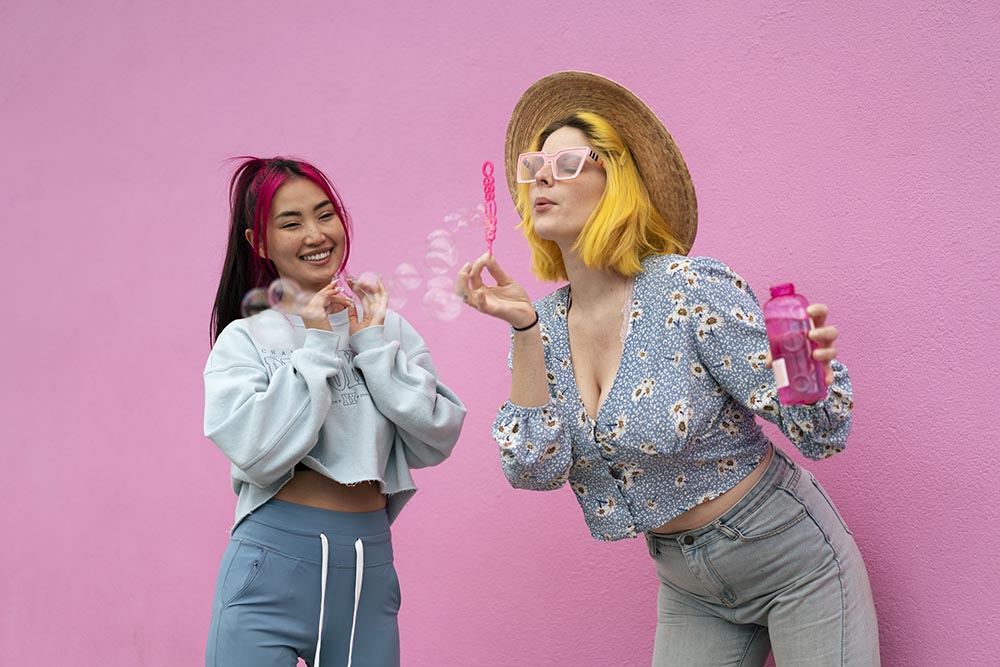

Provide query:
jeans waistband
left=233, top=499, right=393, bottom=566
left=647, top=447, right=800, bottom=547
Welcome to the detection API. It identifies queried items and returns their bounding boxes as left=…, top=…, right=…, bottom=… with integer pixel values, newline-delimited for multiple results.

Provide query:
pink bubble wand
left=482, top=161, right=498, bottom=256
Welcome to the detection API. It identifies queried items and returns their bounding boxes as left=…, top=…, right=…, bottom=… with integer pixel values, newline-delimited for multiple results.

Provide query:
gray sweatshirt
left=204, top=307, right=466, bottom=529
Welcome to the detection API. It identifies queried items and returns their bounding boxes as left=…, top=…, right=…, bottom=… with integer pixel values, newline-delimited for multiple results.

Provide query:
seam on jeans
left=737, top=625, right=765, bottom=667
left=800, top=498, right=847, bottom=666
left=809, top=475, right=854, bottom=535
left=699, top=547, right=738, bottom=607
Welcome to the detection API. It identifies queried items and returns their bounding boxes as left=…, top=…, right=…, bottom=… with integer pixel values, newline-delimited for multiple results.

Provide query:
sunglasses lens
left=518, top=154, right=545, bottom=182
left=554, top=150, right=585, bottom=179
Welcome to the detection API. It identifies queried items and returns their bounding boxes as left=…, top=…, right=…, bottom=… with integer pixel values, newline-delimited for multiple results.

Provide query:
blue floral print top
left=491, top=255, right=854, bottom=541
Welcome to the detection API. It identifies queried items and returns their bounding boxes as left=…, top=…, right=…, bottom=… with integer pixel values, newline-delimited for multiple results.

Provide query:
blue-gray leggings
left=646, top=448, right=880, bottom=666
left=206, top=500, right=400, bottom=667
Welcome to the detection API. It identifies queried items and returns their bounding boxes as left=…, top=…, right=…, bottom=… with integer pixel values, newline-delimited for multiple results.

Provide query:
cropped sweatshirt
left=204, top=307, right=466, bottom=529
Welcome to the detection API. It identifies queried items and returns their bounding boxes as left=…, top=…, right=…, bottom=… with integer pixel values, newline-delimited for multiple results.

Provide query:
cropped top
left=491, top=255, right=853, bottom=541
left=205, top=307, right=466, bottom=529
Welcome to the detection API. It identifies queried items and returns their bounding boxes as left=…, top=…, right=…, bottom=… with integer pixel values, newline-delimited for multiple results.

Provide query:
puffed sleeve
left=204, top=323, right=345, bottom=487
left=349, top=312, right=466, bottom=468
left=491, top=320, right=573, bottom=490
left=684, top=257, right=854, bottom=460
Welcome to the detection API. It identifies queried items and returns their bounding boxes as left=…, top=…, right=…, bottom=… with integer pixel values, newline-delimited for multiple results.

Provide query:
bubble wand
left=482, top=161, right=498, bottom=256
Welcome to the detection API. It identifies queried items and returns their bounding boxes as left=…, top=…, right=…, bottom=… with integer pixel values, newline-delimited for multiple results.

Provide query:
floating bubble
left=240, top=288, right=270, bottom=318
left=394, top=263, right=422, bottom=291
left=422, top=275, right=463, bottom=321
left=425, top=229, right=458, bottom=275
left=442, top=212, right=466, bottom=233
left=352, top=271, right=382, bottom=290
left=386, top=278, right=407, bottom=311
left=267, top=278, right=311, bottom=315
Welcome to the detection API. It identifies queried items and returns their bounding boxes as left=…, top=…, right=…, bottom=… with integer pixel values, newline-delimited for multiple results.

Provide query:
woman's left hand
left=337, top=277, right=388, bottom=336
left=805, top=303, right=839, bottom=386
left=766, top=303, right=840, bottom=386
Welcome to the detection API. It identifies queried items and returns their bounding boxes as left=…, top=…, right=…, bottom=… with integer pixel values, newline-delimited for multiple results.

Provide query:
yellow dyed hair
left=516, top=111, right=686, bottom=281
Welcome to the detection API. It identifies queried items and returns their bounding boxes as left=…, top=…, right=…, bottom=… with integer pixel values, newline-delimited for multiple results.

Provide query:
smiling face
left=245, top=177, right=346, bottom=294
left=529, top=126, right=607, bottom=248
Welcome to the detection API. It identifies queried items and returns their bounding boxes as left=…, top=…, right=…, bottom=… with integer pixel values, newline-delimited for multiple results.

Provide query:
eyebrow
left=275, top=200, right=333, bottom=219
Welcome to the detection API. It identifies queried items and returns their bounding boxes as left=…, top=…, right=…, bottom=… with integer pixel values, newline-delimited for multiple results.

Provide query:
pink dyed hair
left=211, top=156, right=355, bottom=343
left=241, top=157, right=353, bottom=283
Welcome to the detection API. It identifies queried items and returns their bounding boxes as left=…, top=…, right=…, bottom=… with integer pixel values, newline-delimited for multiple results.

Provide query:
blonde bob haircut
left=516, top=111, right=686, bottom=281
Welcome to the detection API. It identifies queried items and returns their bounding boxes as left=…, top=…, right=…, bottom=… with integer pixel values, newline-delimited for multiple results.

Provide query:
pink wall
left=2, top=1, right=997, bottom=664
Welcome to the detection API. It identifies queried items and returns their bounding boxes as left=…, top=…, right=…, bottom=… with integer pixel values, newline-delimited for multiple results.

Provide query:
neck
left=562, top=249, right=629, bottom=314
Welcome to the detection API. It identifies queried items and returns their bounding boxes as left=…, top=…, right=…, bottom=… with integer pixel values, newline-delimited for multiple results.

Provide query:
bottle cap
left=769, top=283, right=795, bottom=297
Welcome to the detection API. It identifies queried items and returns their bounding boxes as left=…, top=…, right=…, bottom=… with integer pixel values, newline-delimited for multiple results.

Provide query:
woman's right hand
left=456, top=253, right=536, bottom=329
left=299, top=281, right=345, bottom=331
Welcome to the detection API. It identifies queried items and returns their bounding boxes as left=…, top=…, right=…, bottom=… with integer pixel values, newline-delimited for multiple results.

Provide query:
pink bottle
left=763, top=283, right=827, bottom=405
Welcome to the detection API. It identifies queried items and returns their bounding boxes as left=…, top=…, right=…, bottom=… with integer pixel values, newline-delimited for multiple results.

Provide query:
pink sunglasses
left=516, top=147, right=605, bottom=183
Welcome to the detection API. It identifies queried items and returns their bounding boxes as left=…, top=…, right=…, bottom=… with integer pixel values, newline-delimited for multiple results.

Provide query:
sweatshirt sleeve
left=204, top=324, right=344, bottom=487
left=684, top=257, right=855, bottom=460
left=348, top=314, right=466, bottom=468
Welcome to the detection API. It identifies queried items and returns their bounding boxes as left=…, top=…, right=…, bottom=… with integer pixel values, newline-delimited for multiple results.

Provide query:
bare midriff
left=650, top=445, right=773, bottom=535
left=273, top=467, right=386, bottom=513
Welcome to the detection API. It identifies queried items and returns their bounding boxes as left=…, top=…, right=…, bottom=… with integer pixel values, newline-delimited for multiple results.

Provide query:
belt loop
left=645, top=532, right=659, bottom=557
left=714, top=520, right=742, bottom=541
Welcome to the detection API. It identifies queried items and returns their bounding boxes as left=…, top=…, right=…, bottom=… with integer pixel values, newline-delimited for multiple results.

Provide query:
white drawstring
left=314, top=535, right=365, bottom=667
left=315, top=534, right=330, bottom=667
left=347, top=538, right=364, bottom=667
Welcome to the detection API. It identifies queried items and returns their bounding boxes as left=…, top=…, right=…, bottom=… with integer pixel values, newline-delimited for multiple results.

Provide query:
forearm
left=509, top=327, right=550, bottom=407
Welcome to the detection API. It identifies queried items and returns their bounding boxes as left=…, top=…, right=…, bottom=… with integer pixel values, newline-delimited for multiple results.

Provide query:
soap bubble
left=352, top=271, right=382, bottom=290
left=422, top=275, right=463, bottom=321
left=386, top=278, right=407, bottom=310
left=394, top=263, right=422, bottom=291
left=240, top=288, right=270, bottom=318
left=267, top=278, right=311, bottom=315
left=424, top=229, right=458, bottom=275
left=442, top=205, right=489, bottom=267
left=442, top=212, right=466, bottom=234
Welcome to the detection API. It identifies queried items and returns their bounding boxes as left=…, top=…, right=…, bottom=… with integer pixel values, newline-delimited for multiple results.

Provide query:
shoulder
left=641, top=254, right=738, bottom=280
left=207, top=316, right=264, bottom=369
left=644, top=254, right=753, bottom=297
left=533, top=284, right=570, bottom=320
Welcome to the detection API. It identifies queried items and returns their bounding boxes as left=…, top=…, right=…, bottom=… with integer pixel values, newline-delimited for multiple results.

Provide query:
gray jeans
left=645, top=448, right=880, bottom=666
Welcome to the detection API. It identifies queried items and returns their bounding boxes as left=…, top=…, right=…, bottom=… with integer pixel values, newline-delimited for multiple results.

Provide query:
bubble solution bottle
left=763, top=283, right=827, bottom=405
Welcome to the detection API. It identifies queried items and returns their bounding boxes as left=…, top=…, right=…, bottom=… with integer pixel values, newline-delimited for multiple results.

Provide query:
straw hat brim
left=504, top=71, right=698, bottom=254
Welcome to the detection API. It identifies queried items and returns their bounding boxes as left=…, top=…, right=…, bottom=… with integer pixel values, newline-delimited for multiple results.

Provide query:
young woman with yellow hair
left=457, top=72, right=879, bottom=665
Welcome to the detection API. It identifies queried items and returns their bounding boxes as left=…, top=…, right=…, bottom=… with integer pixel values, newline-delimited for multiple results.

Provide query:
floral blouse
left=491, top=255, right=854, bottom=541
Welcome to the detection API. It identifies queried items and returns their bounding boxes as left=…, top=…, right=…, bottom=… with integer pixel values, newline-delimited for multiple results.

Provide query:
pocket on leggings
left=219, top=540, right=267, bottom=607
left=728, top=486, right=808, bottom=541
left=808, top=474, right=853, bottom=535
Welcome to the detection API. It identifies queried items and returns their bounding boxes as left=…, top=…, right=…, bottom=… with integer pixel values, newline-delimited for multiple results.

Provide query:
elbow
left=236, top=458, right=287, bottom=488
left=207, top=431, right=286, bottom=488
left=407, top=446, right=452, bottom=469
left=502, top=461, right=569, bottom=492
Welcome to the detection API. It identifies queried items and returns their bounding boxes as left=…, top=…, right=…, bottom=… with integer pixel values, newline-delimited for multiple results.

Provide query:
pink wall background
left=2, top=1, right=997, bottom=665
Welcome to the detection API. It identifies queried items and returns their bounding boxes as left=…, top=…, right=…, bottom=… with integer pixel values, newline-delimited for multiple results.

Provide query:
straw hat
left=504, top=71, right=698, bottom=254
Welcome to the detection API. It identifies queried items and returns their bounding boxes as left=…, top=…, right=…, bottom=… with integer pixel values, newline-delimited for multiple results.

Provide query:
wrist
left=303, top=317, right=332, bottom=331
left=511, top=309, right=539, bottom=332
